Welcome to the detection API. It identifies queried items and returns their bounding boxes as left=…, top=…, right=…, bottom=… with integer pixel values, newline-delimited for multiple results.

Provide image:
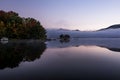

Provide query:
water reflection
left=47, top=38, right=120, bottom=52
left=36, top=45, right=120, bottom=80
left=0, top=40, right=46, bottom=69
left=108, top=48, right=120, bottom=52
left=100, top=46, right=120, bottom=52
left=0, top=39, right=120, bottom=80
left=59, top=39, right=70, bottom=43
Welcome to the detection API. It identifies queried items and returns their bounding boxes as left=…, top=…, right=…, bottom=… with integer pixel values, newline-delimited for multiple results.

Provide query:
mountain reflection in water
left=0, top=39, right=120, bottom=80
left=0, top=40, right=46, bottom=69
left=47, top=38, right=120, bottom=52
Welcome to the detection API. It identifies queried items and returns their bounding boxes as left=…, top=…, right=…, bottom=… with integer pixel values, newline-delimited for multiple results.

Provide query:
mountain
left=47, top=24, right=120, bottom=39
left=99, top=24, right=120, bottom=31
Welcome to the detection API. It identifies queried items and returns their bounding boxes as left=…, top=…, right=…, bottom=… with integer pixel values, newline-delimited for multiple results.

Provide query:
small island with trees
left=0, top=10, right=46, bottom=40
left=59, top=34, right=70, bottom=42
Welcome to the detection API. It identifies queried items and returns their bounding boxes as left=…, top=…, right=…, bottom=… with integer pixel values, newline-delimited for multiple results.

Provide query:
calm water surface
left=0, top=38, right=120, bottom=80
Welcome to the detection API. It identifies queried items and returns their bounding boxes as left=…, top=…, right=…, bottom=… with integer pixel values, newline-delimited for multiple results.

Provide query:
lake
left=0, top=38, right=120, bottom=80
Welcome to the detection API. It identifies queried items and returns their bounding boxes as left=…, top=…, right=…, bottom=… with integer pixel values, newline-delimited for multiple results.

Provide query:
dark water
left=0, top=39, right=120, bottom=80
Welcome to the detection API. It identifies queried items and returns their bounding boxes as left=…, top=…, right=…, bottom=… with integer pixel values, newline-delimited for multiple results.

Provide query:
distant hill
left=99, top=24, right=120, bottom=31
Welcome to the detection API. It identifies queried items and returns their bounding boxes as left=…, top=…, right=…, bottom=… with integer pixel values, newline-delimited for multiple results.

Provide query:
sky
left=0, top=0, right=120, bottom=31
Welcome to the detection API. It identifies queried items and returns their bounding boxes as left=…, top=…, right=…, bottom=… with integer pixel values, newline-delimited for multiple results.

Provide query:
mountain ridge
left=98, top=24, right=120, bottom=31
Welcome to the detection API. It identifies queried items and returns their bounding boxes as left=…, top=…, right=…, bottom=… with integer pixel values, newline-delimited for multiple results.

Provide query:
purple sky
left=0, top=0, right=120, bottom=30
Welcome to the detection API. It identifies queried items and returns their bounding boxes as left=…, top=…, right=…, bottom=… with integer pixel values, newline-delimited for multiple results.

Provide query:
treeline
left=0, top=10, right=46, bottom=39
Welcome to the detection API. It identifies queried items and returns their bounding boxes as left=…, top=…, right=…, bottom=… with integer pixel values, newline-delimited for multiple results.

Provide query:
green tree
left=0, top=10, right=46, bottom=40
left=59, top=34, right=70, bottom=39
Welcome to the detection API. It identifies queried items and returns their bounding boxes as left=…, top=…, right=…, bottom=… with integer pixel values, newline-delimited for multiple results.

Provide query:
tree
left=64, top=34, right=70, bottom=39
left=0, top=10, right=46, bottom=40
left=59, top=34, right=70, bottom=40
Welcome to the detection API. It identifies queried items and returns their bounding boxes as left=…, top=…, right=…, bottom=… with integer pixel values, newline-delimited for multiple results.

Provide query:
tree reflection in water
left=0, top=40, right=46, bottom=69
left=59, top=39, right=70, bottom=43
